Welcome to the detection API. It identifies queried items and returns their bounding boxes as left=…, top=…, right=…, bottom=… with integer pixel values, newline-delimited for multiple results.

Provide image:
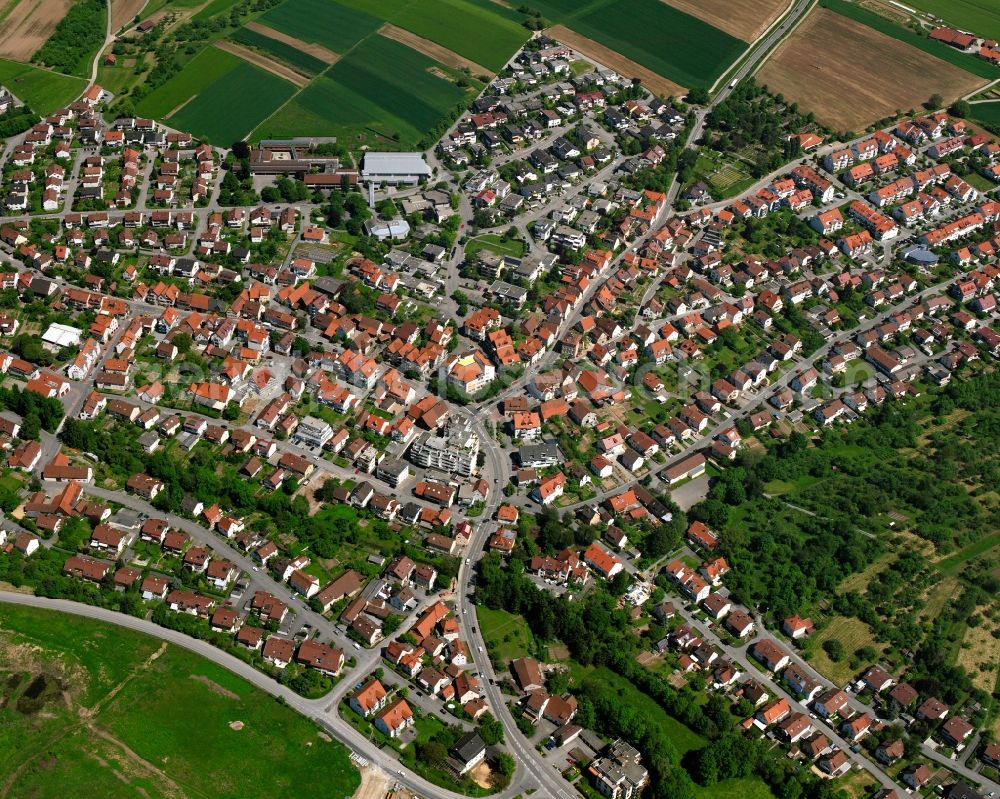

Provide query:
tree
left=173, top=332, right=192, bottom=354
left=19, top=413, right=40, bottom=441
left=949, top=99, right=971, bottom=118
left=823, top=638, right=845, bottom=662
left=494, top=752, right=516, bottom=779
left=927, top=93, right=943, bottom=110
left=478, top=712, right=505, bottom=745
left=687, top=87, right=710, bottom=105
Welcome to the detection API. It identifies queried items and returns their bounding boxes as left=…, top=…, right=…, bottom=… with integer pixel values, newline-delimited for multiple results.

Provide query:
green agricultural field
left=348, top=0, right=530, bottom=72
left=0, top=604, right=359, bottom=799
left=256, top=34, right=467, bottom=147
left=971, top=100, right=1000, bottom=132
left=0, top=59, right=85, bottom=114
left=169, top=61, right=297, bottom=144
left=822, top=0, right=999, bottom=79
left=231, top=27, right=328, bottom=75
left=514, top=0, right=744, bottom=88
left=135, top=45, right=244, bottom=119
left=901, top=0, right=1000, bottom=42
left=571, top=0, right=746, bottom=88
left=259, top=0, right=381, bottom=53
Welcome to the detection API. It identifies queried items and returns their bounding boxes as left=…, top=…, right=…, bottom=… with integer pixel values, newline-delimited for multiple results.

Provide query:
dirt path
left=190, top=673, right=240, bottom=700
left=379, top=22, right=492, bottom=76
left=244, top=20, right=338, bottom=63
left=353, top=765, right=391, bottom=799
left=164, top=94, right=197, bottom=120
left=546, top=25, right=686, bottom=98
left=214, top=39, right=308, bottom=88
left=88, top=725, right=188, bottom=799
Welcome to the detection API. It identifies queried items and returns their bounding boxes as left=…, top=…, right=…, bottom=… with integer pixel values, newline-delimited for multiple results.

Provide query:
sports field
left=136, top=45, right=296, bottom=143
left=0, top=58, right=85, bottom=113
left=255, top=34, right=467, bottom=147
left=758, top=7, right=986, bottom=131
left=0, top=604, right=360, bottom=799
left=902, top=0, right=1000, bottom=43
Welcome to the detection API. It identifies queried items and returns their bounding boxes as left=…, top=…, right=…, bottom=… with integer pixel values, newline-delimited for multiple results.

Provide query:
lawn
left=465, top=234, right=527, bottom=259
left=135, top=45, right=245, bottom=119
left=255, top=34, right=467, bottom=147
left=821, top=0, right=999, bottom=80
left=692, top=778, right=776, bottom=799
left=192, top=0, right=244, bottom=21
left=259, top=0, right=382, bottom=53
left=140, top=0, right=204, bottom=19
left=900, top=0, right=1000, bottom=42
left=763, top=475, right=822, bottom=496
left=477, top=605, right=534, bottom=662
left=582, top=667, right=706, bottom=755
left=936, top=530, right=1000, bottom=575
left=0, top=59, right=85, bottom=115
left=0, top=605, right=359, bottom=799
left=231, top=26, right=329, bottom=75
left=151, top=54, right=298, bottom=144
left=805, top=616, right=884, bottom=687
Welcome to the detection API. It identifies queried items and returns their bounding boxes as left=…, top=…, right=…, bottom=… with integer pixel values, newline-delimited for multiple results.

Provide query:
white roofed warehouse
left=362, top=152, right=432, bottom=185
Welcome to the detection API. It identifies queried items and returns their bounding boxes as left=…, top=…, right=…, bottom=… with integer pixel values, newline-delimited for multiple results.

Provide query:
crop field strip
left=254, top=33, right=468, bottom=146
left=242, top=21, right=338, bottom=64
left=895, top=0, right=1000, bottom=43
left=822, top=0, right=1000, bottom=80
left=135, top=45, right=298, bottom=144
left=342, top=0, right=529, bottom=72
left=0, top=0, right=73, bottom=61
left=230, top=26, right=330, bottom=76
left=215, top=40, right=309, bottom=87
left=257, top=0, right=382, bottom=54
left=661, top=0, right=790, bottom=43
left=758, top=7, right=987, bottom=132
left=517, top=0, right=746, bottom=89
